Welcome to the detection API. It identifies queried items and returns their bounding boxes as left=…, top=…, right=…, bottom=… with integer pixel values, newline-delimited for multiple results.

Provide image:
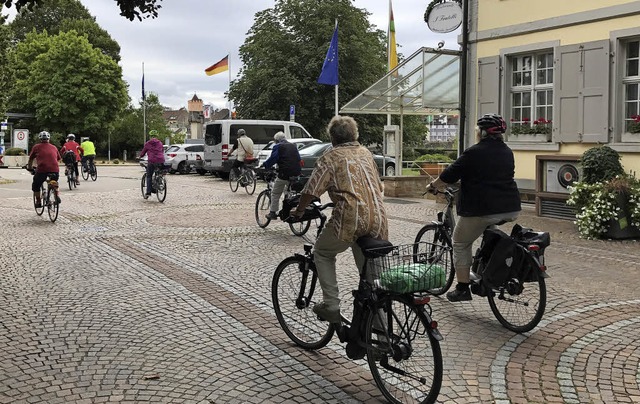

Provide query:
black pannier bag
left=289, top=176, right=309, bottom=192
left=478, top=228, right=538, bottom=287
left=279, top=194, right=322, bottom=221
left=62, top=151, right=76, bottom=165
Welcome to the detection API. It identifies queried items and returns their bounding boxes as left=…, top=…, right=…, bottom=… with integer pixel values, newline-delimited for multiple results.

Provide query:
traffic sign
left=0, top=122, right=7, bottom=130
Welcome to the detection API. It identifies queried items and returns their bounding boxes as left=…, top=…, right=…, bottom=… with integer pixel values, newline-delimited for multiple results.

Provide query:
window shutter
left=477, top=56, right=501, bottom=116
left=553, top=40, right=609, bottom=143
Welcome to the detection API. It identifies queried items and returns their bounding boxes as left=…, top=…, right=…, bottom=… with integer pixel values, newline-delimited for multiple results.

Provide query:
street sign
left=13, top=129, right=29, bottom=152
left=0, top=122, right=7, bottom=131
left=289, top=105, right=295, bottom=122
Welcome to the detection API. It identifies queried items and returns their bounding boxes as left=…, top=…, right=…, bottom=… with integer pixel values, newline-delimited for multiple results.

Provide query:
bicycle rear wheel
left=34, top=184, right=45, bottom=215
left=81, top=165, right=89, bottom=180
left=229, top=169, right=239, bottom=192
left=46, top=189, right=59, bottom=222
left=67, top=171, right=73, bottom=190
left=413, top=224, right=455, bottom=295
left=289, top=220, right=311, bottom=237
left=272, top=256, right=334, bottom=349
left=366, top=295, right=442, bottom=404
left=488, top=274, right=546, bottom=333
left=90, top=164, right=97, bottom=181
left=255, top=190, right=272, bottom=228
left=244, top=170, right=256, bottom=195
left=156, top=175, right=167, bottom=203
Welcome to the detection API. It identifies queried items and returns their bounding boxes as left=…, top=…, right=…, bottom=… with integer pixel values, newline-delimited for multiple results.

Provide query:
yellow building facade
left=466, top=0, right=640, bottom=193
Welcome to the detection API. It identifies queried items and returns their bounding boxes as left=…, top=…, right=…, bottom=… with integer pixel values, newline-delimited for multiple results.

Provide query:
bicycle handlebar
left=284, top=201, right=335, bottom=223
left=422, top=186, right=459, bottom=197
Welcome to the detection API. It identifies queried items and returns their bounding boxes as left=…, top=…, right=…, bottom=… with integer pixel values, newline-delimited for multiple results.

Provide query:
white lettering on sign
left=426, top=2, right=463, bottom=34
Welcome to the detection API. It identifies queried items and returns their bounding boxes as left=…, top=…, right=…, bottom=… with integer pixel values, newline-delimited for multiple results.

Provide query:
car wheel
left=178, top=161, right=188, bottom=174
left=385, top=164, right=396, bottom=177
left=197, top=169, right=206, bottom=176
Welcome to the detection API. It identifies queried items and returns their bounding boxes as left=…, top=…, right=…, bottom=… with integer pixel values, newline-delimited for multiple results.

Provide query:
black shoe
left=265, top=211, right=278, bottom=220
left=446, top=285, right=472, bottom=302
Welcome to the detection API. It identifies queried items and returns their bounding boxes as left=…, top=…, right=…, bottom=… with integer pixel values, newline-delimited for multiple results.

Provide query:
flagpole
left=387, top=0, right=392, bottom=127
left=142, top=62, right=147, bottom=144
left=228, top=53, right=232, bottom=118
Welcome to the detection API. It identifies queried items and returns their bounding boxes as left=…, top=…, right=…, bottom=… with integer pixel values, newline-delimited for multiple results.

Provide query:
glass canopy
left=340, top=47, right=461, bottom=116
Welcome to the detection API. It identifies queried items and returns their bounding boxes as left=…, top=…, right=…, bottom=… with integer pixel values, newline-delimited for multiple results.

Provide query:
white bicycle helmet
left=67, top=133, right=76, bottom=140
left=38, top=131, right=51, bottom=140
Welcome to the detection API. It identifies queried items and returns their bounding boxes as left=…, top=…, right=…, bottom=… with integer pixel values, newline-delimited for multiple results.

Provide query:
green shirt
left=81, top=140, right=96, bottom=156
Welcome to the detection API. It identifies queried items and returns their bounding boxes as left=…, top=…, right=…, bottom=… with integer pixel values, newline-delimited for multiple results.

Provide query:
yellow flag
left=389, top=0, right=398, bottom=72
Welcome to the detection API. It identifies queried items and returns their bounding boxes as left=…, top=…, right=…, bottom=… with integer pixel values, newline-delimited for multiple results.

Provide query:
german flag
left=205, top=55, right=229, bottom=76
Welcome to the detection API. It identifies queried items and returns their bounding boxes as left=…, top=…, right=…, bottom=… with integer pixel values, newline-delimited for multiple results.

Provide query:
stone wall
left=383, top=176, right=430, bottom=198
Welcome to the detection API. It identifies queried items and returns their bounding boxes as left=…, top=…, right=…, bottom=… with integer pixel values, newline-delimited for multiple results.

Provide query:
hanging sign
left=424, top=0, right=463, bottom=34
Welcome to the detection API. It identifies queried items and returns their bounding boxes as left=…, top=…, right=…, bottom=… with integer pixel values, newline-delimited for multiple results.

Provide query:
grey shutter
left=477, top=56, right=500, bottom=116
left=553, top=40, right=609, bottom=143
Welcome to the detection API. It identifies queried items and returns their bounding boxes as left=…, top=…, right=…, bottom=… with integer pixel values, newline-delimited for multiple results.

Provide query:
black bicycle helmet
left=477, top=114, right=506, bottom=134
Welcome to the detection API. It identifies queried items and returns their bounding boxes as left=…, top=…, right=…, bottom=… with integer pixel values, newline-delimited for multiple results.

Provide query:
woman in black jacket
left=428, top=114, right=521, bottom=302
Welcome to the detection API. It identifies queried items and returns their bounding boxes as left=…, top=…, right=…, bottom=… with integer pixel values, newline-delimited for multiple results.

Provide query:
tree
left=7, top=30, right=129, bottom=142
left=0, top=15, right=11, bottom=115
left=0, top=0, right=161, bottom=21
left=10, top=0, right=121, bottom=61
left=228, top=0, right=389, bottom=144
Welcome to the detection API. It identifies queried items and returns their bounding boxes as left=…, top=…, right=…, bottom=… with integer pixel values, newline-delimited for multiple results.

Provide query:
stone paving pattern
left=0, top=166, right=639, bottom=403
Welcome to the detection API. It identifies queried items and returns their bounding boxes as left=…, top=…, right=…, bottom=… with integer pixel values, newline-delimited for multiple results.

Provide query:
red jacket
left=60, top=141, right=83, bottom=162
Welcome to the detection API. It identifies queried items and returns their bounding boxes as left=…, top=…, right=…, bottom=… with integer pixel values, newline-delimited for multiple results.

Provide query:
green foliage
left=7, top=30, right=128, bottom=143
left=415, top=153, right=453, bottom=163
left=580, top=146, right=624, bottom=184
left=0, top=16, right=11, bottom=114
left=58, top=18, right=121, bottom=62
left=567, top=174, right=640, bottom=239
left=229, top=0, right=388, bottom=144
left=0, top=0, right=161, bottom=21
left=3, top=147, right=27, bottom=155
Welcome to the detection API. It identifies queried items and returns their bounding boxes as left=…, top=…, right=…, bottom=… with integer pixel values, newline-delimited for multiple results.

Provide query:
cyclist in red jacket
left=27, top=131, right=62, bottom=208
left=60, top=133, right=84, bottom=186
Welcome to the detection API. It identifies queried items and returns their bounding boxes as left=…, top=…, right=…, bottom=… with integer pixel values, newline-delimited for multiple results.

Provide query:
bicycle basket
left=368, top=242, right=451, bottom=294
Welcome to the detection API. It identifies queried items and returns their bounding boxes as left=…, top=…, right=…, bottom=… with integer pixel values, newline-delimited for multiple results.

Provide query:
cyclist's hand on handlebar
left=426, top=181, right=438, bottom=195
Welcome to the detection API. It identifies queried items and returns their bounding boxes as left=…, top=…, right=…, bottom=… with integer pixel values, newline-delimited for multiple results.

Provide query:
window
left=624, top=40, right=640, bottom=133
left=508, top=52, right=553, bottom=136
left=290, top=125, right=311, bottom=139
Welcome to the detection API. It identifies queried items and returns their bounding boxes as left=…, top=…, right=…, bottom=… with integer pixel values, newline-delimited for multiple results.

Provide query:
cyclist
left=139, top=130, right=165, bottom=199
left=260, top=131, right=302, bottom=220
left=229, top=128, right=254, bottom=178
left=60, top=134, right=83, bottom=186
left=27, top=131, right=62, bottom=208
left=80, top=136, right=96, bottom=174
left=291, top=115, right=388, bottom=324
left=427, top=113, right=521, bottom=302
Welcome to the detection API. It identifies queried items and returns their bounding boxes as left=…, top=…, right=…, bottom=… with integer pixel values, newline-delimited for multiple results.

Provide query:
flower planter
left=603, top=193, right=640, bottom=240
left=418, top=162, right=450, bottom=176
left=0, top=155, right=29, bottom=167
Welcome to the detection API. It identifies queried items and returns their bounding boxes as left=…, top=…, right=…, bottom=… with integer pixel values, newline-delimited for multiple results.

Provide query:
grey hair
left=273, top=131, right=286, bottom=142
left=327, top=115, right=359, bottom=145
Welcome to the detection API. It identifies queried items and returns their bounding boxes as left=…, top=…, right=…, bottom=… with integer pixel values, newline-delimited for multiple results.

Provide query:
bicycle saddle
left=357, top=237, right=394, bottom=258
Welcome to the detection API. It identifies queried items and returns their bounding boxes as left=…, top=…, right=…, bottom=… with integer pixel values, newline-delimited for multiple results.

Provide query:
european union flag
left=317, top=25, right=339, bottom=86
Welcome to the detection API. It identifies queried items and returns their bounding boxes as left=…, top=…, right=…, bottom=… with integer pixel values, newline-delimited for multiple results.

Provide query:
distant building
left=163, top=108, right=189, bottom=137
left=428, top=115, right=458, bottom=142
left=187, top=94, right=204, bottom=139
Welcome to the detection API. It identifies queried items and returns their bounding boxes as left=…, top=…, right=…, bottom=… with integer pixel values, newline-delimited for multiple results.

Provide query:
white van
left=203, top=119, right=314, bottom=177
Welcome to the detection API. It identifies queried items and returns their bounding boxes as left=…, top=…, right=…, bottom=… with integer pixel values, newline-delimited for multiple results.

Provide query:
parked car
left=298, top=143, right=396, bottom=177
left=165, top=144, right=205, bottom=174
left=256, top=138, right=322, bottom=167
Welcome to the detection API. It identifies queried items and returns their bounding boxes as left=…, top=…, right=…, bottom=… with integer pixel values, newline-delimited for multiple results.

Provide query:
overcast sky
left=55, top=0, right=461, bottom=110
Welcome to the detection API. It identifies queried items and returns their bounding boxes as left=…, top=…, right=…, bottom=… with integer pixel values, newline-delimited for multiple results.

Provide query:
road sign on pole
left=289, top=105, right=295, bottom=122
left=13, top=129, right=29, bottom=152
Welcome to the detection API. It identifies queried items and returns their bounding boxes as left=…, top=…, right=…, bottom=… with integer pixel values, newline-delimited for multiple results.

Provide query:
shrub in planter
left=113, top=159, right=120, bottom=164
left=415, top=153, right=453, bottom=163
left=3, top=147, right=27, bottom=156
left=567, top=146, right=640, bottom=239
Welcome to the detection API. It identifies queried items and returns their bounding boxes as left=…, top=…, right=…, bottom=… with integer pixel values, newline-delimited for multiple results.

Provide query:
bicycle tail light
left=414, top=295, right=430, bottom=305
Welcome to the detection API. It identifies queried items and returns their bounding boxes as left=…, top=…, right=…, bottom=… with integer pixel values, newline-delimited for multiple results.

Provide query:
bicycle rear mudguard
left=419, top=306, right=443, bottom=341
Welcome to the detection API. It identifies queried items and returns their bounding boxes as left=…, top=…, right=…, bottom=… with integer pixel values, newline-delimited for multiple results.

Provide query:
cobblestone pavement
left=1, top=165, right=639, bottom=404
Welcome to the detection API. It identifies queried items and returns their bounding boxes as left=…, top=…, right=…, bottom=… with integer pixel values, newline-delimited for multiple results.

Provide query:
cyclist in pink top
left=139, top=130, right=166, bottom=198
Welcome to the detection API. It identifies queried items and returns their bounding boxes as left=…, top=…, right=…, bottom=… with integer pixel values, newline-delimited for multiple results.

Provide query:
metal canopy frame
left=340, top=47, right=461, bottom=116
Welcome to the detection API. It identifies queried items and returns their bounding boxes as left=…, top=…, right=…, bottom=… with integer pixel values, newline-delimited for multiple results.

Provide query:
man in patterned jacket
left=291, top=115, right=388, bottom=324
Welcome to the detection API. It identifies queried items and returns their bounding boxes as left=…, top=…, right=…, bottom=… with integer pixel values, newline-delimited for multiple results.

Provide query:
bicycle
left=26, top=167, right=60, bottom=223
left=229, top=161, right=257, bottom=195
left=254, top=169, right=316, bottom=236
left=62, top=151, right=78, bottom=190
left=140, top=163, right=168, bottom=202
left=81, top=156, right=97, bottom=181
left=413, top=187, right=550, bottom=333
left=272, top=204, right=443, bottom=404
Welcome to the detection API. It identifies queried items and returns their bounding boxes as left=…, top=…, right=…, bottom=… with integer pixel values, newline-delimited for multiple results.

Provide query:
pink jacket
left=140, top=138, right=165, bottom=164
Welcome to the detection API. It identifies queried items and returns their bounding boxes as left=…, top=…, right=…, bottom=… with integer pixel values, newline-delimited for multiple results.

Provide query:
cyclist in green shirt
left=80, top=137, right=96, bottom=173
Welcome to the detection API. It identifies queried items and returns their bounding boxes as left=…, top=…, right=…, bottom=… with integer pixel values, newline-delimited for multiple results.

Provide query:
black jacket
left=439, top=138, right=521, bottom=217
left=263, top=141, right=301, bottom=179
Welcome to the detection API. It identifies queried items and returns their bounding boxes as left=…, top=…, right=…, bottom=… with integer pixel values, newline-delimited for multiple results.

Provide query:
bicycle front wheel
left=244, top=170, right=256, bottom=195
left=90, top=164, right=97, bottom=181
left=488, top=275, right=546, bottom=333
left=34, top=184, right=45, bottom=215
left=413, top=224, right=455, bottom=295
left=47, top=189, right=59, bottom=222
left=156, top=176, right=167, bottom=203
left=255, top=190, right=272, bottom=228
left=272, top=256, right=334, bottom=349
left=366, top=296, right=442, bottom=404
left=229, top=170, right=239, bottom=192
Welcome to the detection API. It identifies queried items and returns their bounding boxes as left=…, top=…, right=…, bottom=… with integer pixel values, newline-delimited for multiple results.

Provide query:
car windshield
left=299, top=143, right=329, bottom=156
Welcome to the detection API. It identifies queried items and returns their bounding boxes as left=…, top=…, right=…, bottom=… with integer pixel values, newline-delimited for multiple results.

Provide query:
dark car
left=299, top=143, right=396, bottom=177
